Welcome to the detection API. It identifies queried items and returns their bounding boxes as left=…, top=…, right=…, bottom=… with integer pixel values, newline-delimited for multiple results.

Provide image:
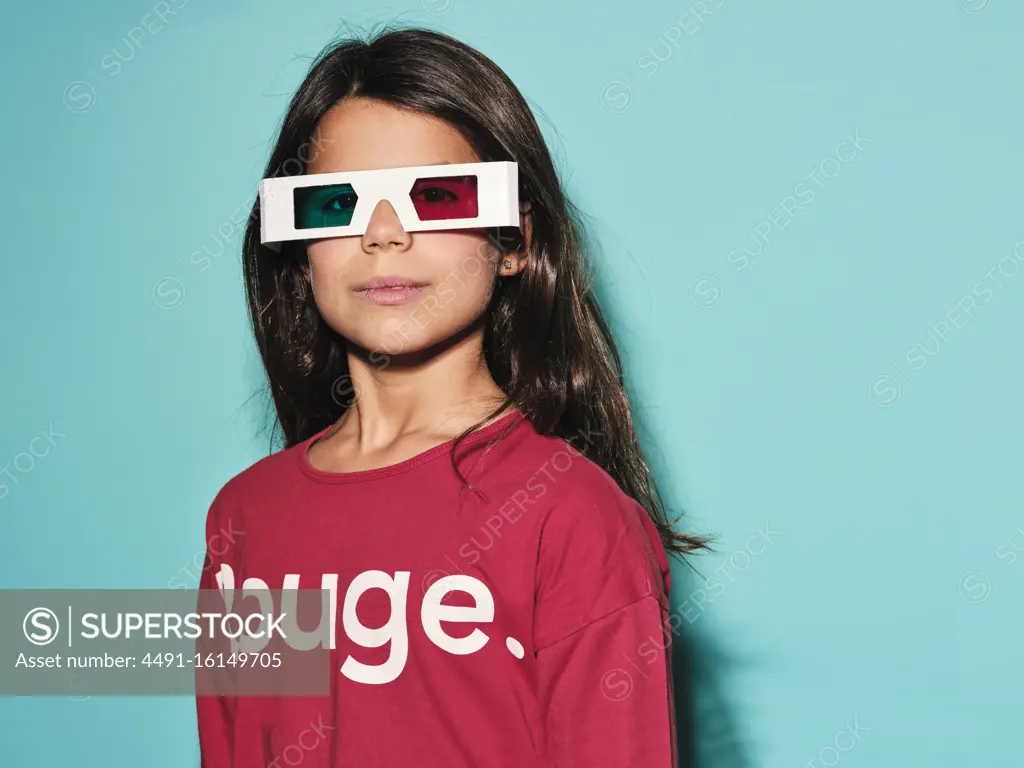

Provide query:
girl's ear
left=498, top=202, right=533, bottom=277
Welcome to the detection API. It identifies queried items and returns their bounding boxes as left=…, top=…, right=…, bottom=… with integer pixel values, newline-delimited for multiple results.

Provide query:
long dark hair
left=242, top=25, right=708, bottom=558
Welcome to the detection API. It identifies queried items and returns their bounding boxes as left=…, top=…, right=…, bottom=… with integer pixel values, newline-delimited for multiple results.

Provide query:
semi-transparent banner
left=0, top=589, right=331, bottom=696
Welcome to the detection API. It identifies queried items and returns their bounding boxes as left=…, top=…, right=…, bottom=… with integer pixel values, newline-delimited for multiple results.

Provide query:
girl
left=197, top=26, right=706, bottom=768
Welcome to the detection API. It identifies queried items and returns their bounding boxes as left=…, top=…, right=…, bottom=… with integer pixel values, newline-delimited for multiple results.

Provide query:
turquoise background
left=1, top=0, right=1021, bottom=765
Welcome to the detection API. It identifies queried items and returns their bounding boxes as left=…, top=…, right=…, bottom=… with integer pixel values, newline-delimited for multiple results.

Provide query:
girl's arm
left=195, top=491, right=238, bottom=768
left=534, top=486, right=677, bottom=767
left=537, top=595, right=676, bottom=767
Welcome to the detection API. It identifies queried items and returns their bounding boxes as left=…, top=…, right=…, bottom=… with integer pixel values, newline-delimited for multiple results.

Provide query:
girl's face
left=303, top=98, right=514, bottom=360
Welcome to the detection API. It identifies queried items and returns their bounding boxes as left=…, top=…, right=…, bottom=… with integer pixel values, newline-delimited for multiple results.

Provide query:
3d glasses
left=258, top=161, right=519, bottom=249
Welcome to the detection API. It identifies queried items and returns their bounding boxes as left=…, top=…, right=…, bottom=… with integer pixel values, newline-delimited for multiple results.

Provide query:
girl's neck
left=338, top=325, right=510, bottom=442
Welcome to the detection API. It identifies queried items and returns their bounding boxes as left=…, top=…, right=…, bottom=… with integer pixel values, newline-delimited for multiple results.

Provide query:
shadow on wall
left=673, top=566, right=753, bottom=768
left=584, top=274, right=753, bottom=767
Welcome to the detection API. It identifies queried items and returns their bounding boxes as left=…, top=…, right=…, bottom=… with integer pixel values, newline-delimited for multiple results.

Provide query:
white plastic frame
left=259, top=160, right=519, bottom=249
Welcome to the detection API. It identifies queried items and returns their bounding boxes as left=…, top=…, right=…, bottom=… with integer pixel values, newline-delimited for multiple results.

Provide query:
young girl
left=197, top=26, right=705, bottom=768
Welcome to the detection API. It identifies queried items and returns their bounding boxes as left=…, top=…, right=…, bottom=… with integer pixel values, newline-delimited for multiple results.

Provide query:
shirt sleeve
left=533, top=476, right=676, bottom=767
left=537, top=595, right=677, bottom=767
left=195, top=488, right=240, bottom=768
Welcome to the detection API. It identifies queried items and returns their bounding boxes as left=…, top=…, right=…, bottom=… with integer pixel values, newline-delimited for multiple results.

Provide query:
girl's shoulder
left=489, top=417, right=647, bottom=525
left=498, top=422, right=671, bottom=649
left=488, top=419, right=670, bottom=588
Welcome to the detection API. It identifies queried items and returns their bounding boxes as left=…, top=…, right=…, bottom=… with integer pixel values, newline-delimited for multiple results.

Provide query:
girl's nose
left=361, top=198, right=411, bottom=251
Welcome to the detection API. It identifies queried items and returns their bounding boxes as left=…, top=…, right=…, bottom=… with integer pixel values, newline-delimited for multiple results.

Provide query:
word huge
left=214, top=564, right=500, bottom=685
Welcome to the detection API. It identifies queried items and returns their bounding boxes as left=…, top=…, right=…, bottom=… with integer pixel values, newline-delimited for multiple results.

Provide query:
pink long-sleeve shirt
left=196, top=409, right=677, bottom=767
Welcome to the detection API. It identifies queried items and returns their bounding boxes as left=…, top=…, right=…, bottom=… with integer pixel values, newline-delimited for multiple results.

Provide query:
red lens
left=408, top=175, right=479, bottom=221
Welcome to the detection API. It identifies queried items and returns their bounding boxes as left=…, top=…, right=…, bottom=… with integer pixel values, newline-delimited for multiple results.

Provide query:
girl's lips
left=354, top=285, right=427, bottom=306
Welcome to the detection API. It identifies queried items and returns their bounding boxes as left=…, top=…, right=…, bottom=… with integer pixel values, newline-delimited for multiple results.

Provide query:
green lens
left=294, top=183, right=359, bottom=230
